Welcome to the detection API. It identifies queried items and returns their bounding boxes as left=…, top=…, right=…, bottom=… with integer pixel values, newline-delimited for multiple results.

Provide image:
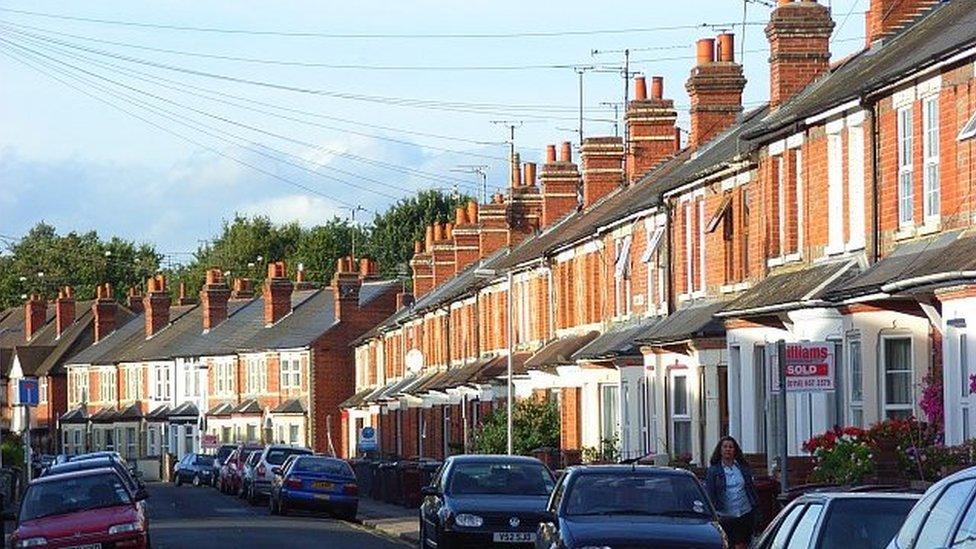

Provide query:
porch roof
left=169, top=402, right=200, bottom=418
left=719, top=260, right=858, bottom=317
left=469, top=352, right=531, bottom=384
left=524, top=331, right=599, bottom=370
left=232, top=399, right=263, bottom=415
left=147, top=405, right=171, bottom=420
left=14, top=345, right=56, bottom=377
left=60, top=406, right=88, bottom=424
left=340, top=388, right=376, bottom=409
left=635, top=300, right=729, bottom=345
left=825, top=231, right=976, bottom=300
left=573, top=319, right=661, bottom=361
left=426, top=358, right=492, bottom=393
left=90, top=407, right=120, bottom=424
left=206, top=403, right=233, bottom=416
left=271, top=399, right=305, bottom=414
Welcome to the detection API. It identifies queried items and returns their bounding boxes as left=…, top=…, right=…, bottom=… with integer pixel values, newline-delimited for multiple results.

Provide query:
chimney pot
left=455, top=206, right=466, bottom=225
left=414, top=240, right=423, bottom=254
left=511, top=155, right=522, bottom=188
left=545, top=144, right=557, bottom=163
left=523, top=162, right=537, bottom=187
left=434, top=222, right=444, bottom=242
left=56, top=286, right=76, bottom=337
left=635, top=76, right=648, bottom=100
left=493, top=193, right=504, bottom=204
left=559, top=141, right=572, bottom=163
left=425, top=225, right=435, bottom=249
left=93, top=286, right=117, bottom=342
left=25, top=293, right=47, bottom=341
left=717, top=33, right=735, bottom=62
left=466, top=200, right=478, bottom=224
left=359, top=257, right=371, bottom=277
left=650, top=76, right=663, bottom=100
left=445, top=223, right=454, bottom=239
left=696, top=38, right=716, bottom=65
left=336, top=257, right=345, bottom=273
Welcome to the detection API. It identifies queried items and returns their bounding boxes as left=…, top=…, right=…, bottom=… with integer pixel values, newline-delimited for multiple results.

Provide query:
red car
left=12, top=467, right=149, bottom=548
left=218, top=443, right=263, bottom=496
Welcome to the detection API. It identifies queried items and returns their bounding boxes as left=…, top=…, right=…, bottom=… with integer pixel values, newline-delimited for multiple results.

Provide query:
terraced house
left=343, top=0, right=976, bottom=470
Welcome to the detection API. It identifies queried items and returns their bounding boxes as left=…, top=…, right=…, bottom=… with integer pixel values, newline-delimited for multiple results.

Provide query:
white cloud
left=238, top=194, right=345, bottom=227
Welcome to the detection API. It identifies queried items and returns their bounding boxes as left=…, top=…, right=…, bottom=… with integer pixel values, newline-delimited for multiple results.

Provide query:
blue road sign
left=18, top=378, right=39, bottom=406
left=358, top=426, right=378, bottom=452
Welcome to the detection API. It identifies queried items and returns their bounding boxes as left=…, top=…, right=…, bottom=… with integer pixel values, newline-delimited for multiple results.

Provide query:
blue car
left=174, top=453, right=216, bottom=487
left=268, top=455, right=358, bottom=520
left=535, top=465, right=725, bottom=549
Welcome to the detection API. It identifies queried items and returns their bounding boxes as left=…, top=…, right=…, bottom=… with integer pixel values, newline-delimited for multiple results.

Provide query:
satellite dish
left=405, top=349, right=424, bottom=374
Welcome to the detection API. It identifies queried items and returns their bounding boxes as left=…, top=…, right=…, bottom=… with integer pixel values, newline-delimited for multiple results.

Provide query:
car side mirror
left=421, top=486, right=439, bottom=497
left=272, top=467, right=283, bottom=476
left=135, top=488, right=149, bottom=502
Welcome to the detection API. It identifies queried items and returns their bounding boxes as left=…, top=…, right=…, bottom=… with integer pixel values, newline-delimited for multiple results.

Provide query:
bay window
left=897, top=106, right=914, bottom=227
left=922, top=96, right=940, bottom=221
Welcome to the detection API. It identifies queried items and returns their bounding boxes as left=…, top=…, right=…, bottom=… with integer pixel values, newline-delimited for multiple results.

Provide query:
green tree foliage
left=0, top=223, right=161, bottom=309
left=361, top=190, right=470, bottom=278
left=472, top=399, right=561, bottom=456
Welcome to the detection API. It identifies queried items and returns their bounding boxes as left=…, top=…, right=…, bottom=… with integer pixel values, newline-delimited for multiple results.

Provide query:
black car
left=420, top=454, right=556, bottom=548
left=535, top=465, right=725, bottom=549
left=174, top=453, right=217, bottom=486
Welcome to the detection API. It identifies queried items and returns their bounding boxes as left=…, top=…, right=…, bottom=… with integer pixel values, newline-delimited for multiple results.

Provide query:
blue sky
left=0, top=0, right=867, bottom=263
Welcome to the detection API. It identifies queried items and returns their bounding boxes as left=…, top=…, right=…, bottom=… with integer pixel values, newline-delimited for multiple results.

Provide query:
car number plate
left=314, top=493, right=331, bottom=501
left=66, top=544, right=101, bottom=549
left=493, top=532, right=535, bottom=543
left=313, top=481, right=333, bottom=490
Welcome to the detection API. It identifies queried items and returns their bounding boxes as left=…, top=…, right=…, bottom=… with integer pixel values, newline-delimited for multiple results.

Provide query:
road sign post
left=18, top=378, right=39, bottom=481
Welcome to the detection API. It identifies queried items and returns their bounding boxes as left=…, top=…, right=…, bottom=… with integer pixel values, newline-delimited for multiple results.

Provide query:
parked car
left=535, top=465, right=724, bottom=549
left=246, top=444, right=314, bottom=505
left=754, top=491, right=920, bottom=549
left=69, top=450, right=125, bottom=464
left=212, top=444, right=236, bottom=486
left=174, top=453, right=216, bottom=487
left=886, top=466, right=976, bottom=549
left=11, top=467, right=149, bottom=549
left=43, top=455, right=148, bottom=506
left=239, top=450, right=263, bottom=499
left=420, top=454, right=556, bottom=548
left=268, top=455, right=359, bottom=520
left=218, top=443, right=262, bottom=495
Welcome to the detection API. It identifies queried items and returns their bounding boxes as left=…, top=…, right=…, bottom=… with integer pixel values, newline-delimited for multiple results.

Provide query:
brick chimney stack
left=686, top=34, right=747, bottom=148
left=581, top=136, right=626, bottom=209
left=56, top=286, right=76, bottom=338
left=410, top=228, right=434, bottom=298
left=143, top=275, right=171, bottom=338
left=540, top=142, right=583, bottom=227
left=333, top=256, right=363, bottom=320
left=127, top=287, right=144, bottom=314
left=453, top=201, right=480, bottom=273
left=24, top=293, right=47, bottom=341
left=93, top=283, right=117, bottom=342
left=359, top=258, right=380, bottom=280
left=431, top=221, right=457, bottom=287
left=766, top=1, right=834, bottom=110
left=293, top=267, right=314, bottom=290
left=865, top=0, right=936, bottom=47
left=231, top=278, right=255, bottom=300
left=176, top=281, right=195, bottom=306
left=263, top=261, right=293, bottom=326
left=626, top=76, right=678, bottom=181
left=200, top=268, right=231, bottom=331
left=508, top=161, right=542, bottom=245
left=479, top=193, right=510, bottom=257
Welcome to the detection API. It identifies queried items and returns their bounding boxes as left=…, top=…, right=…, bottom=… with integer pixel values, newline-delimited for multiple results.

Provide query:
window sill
left=918, top=221, right=941, bottom=236
left=824, top=244, right=846, bottom=257
left=720, top=283, right=751, bottom=294
left=894, top=226, right=916, bottom=241
left=845, top=241, right=866, bottom=253
left=677, top=293, right=691, bottom=303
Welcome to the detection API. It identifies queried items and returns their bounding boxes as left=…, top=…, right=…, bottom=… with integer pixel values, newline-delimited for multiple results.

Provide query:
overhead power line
left=0, top=7, right=766, bottom=39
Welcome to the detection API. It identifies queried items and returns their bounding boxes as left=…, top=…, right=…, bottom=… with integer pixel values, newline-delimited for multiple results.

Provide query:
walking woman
left=705, top=436, right=759, bottom=549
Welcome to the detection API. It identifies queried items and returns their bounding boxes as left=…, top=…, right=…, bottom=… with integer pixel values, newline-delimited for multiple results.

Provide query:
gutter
left=881, top=271, right=976, bottom=293
left=715, top=299, right=830, bottom=318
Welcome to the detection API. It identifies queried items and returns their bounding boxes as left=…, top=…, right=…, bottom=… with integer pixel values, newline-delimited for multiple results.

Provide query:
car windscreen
left=563, top=473, right=712, bottom=517
left=266, top=448, right=312, bottom=465
left=818, top=498, right=918, bottom=549
left=21, top=472, right=132, bottom=522
left=216, top=447, right=234, bottom=463
left=448, top=462, right=554, bottom=496
left=292, top=458, right=353, bottom=477
left=194, top=455, right=215, bottom=466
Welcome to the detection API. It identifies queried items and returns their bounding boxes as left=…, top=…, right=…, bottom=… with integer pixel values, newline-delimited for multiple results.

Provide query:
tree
left=472, top=399, right=560, bottom=456
left=0, top=222, right=161, bottom=309
left=362, top=190, right=470, bottom=279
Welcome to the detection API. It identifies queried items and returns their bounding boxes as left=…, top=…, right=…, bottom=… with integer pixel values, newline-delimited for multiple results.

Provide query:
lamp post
left=475, top=267, right=514, bottom=455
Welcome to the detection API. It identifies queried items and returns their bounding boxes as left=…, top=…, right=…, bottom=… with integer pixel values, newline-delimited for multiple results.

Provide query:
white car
left=245, top=444, right=313, bottom=505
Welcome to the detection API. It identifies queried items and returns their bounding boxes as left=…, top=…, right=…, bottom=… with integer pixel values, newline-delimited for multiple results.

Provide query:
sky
left=0, top=0, right=868, bottom=265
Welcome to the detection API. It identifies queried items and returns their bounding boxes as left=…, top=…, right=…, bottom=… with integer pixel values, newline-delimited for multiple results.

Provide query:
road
left=147, top=482, right=407, bottom=548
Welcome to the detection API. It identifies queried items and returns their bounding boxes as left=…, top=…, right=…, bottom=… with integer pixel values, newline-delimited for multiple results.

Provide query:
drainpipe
left=665, top=200, right=675, bottom=315
left=863, top=94, right=881, bottom=264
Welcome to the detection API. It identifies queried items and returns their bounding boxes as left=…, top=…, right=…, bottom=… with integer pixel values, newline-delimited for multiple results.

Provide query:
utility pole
left=574, top=67, right=594, bottom=142
left=345, top=205, right=367, bottom=264
left=452, top=165, right=489, bottom=204
left=491, top=120, right=523, bottom=188
left=600, top=102, right=623, bottom=137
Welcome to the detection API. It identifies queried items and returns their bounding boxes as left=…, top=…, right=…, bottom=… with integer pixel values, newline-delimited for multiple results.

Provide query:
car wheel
left=279, top=498, right=288, bottom=516
left=247, top=485, right=258, bottom=506
left=193, top=474, right=201, bottom=487
left=269, top=494, right=278, bottom=515
left=175, top=474, right=183, bottom=487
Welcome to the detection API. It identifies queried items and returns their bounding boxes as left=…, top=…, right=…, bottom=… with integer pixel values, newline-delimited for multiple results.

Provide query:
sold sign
left=770, top=342, right=835, bottom=393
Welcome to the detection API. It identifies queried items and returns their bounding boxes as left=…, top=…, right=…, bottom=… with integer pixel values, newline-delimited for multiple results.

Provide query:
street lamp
left=475, top=267, right=514, bottom=455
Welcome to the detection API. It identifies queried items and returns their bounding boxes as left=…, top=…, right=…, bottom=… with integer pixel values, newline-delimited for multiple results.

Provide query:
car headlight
left=454, top=513, right=484, bottom=528
left=15, top=538, right=48, bottom=548
left=108, top=522, right=141, bottom=535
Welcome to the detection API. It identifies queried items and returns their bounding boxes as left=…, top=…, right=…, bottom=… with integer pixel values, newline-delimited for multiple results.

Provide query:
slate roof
left=636, top=300, right=730, bottom=345
left=719, top=260, right=859, bottom=316
left=524, top=331, right=599, bottom=370
left=232, top=399, right=263, bottom=414
left=90, top=407, right=119, bottom=424
left=340, top=388, right=375, bottom=409
left=147, top=405, right=171, bottom=420
left=0, top=304, right=55, bottom=349
left=170, top=402, right=199, bottom=417
left=13, top=345, right=56, bottom=377
left=119, top=403, right=143, bottom=420
left=573, top=319, right=663, bottom=361
left=470, top=352, right=531, bottom=383
left=368, top=374, right=421, bottom=403
left=271, top=399, right=305, bottom=414
left=426, top=359, right=491, bottom=393
left=206, top=403, right=232, bottom=416
left=61, top=406, right=88, bottom=424
left=744, top=1, right=975, bottom=140
left=825, top=231, right=976, bottom=300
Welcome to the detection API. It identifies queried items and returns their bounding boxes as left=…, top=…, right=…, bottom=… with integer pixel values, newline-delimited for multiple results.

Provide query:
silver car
left=245, top=444, right=313, bottom=505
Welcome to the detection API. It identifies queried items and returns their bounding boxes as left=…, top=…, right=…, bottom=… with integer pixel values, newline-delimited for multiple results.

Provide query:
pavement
left=358, top=497, right=421, bottom=545
left=146, top=482, right=410, bottom=548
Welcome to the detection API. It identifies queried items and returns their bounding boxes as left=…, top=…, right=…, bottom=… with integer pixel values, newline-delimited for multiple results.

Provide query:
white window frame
left=670, top=370, right=692, bottom=459
left=897, top=106, right=915, bottom=227
left=99, top=369, right=115, bottom=403
left=794, top=148, right=804, bottom=256
left=847, top=338, right=864, bottom=427
left=847, top=123, right=866, bottom=250
left=280, top=357, right=301, bottom=390
left=684, top=201, right=693, bottom=296
left=881, top=335, right=915, bottom=419
left=826, top=130, right=845, bottom=254
left=697, top=198, right=706, bottom=293
left=154, top=364, right=170, bottom=402
left=961, top=333, right=971, bottom=441
left=777, top=155, right=786, bottom=255
left=39, top=376, right=48, bottom=404
left=959, top=111, right=976, bottom=141
left=922, top=95, right=940, bottom=222
left=183, top=363, right=194, bottom=398
left=599, top=383, right=621, bottom=444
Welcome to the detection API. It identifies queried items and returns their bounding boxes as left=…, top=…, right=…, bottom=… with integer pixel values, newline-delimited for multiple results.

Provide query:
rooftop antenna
left=452, top=165, right=489, bottom=203
left=490, top=120, right=523, bottom=188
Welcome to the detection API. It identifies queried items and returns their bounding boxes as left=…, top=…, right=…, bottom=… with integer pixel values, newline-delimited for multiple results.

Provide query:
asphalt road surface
left=147, top=482, right=407, bottom=548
